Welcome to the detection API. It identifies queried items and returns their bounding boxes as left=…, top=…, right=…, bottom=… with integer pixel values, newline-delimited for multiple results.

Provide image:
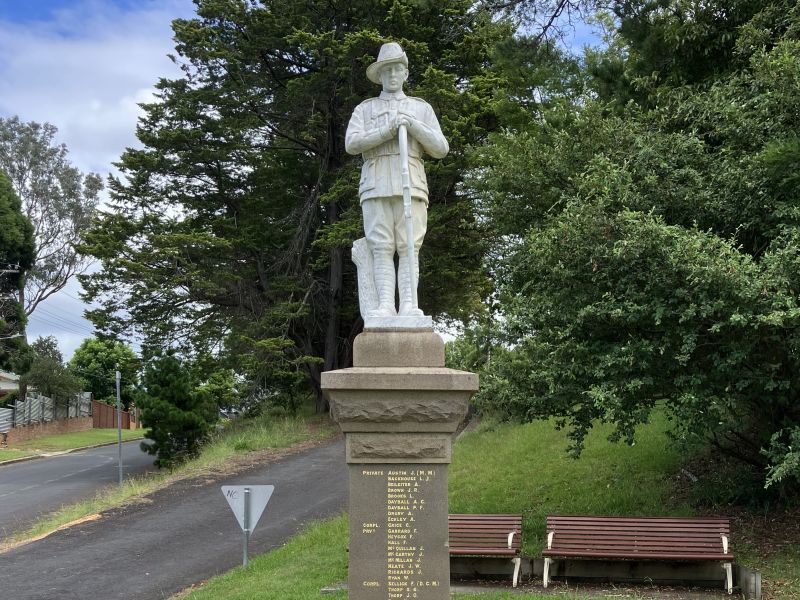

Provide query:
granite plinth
left=347, top=433, right=451, bottom=463
left=322, top=368, right=476, bottom=434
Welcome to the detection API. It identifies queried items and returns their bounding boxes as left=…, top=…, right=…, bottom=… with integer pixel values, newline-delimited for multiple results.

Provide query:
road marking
left=0, top=456, right=121, bottom=498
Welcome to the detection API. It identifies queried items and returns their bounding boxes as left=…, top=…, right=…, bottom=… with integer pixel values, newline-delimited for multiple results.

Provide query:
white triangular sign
left=221, top=485, right=274, bottom=532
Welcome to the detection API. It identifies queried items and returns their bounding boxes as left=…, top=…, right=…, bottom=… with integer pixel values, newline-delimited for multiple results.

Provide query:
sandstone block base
left=322, top=330, right=478, bottom=600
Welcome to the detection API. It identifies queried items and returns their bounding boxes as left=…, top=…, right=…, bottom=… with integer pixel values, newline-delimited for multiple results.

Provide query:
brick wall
left=5, top=416, right=93, bottom=446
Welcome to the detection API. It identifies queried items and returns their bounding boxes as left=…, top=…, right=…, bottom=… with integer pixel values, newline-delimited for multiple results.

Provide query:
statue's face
left=379, top=63, right=407, bottom=93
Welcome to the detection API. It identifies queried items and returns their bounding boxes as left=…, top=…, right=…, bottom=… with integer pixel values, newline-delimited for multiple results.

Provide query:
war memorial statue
left=346, top=42, right=449, bottom=327
left=323, top=43, right=478, bottom=599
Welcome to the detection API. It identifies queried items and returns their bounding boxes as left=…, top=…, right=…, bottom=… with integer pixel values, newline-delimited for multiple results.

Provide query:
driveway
left=0, top=437, right=347, bottom=600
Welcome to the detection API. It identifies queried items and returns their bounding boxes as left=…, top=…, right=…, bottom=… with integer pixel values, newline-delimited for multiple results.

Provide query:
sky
left=0, top=0, right=196, bottom=359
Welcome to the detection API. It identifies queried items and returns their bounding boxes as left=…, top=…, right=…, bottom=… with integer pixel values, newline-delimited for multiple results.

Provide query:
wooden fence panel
left=92, top=401, right=132, bottom=429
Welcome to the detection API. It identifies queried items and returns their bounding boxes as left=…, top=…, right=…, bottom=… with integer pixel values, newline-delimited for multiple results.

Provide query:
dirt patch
left=667, top=455, right=800, bottom=599
left=444, top=579, right=729, bottom=598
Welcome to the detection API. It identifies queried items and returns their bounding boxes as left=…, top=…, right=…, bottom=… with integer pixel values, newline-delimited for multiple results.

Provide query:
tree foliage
left=196, top=367, right=242, bottom=414
left=80, top=0, right=514, bottom=411
left=0, top=117, right=102, bottom=318
left=0, top=170, right=34, bottom=371
left=138, top=353, right=216, bottom=467
left=472, top=0, right=800, bottom=492
left=21, top=336, right=83, bottom=400
left=69, top=338, right=140, bottom=409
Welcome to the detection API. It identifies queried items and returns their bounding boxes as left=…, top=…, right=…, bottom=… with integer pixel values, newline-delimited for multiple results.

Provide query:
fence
left=92, top=400, right=135, bottom=429
left=0, top=392, right=92, bottom=433
left=0, top=407, right=12, bottom=434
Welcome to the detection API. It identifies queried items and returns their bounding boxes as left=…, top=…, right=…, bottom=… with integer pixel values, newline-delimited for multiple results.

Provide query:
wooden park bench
left=543, top=515, right=734, bottom=593
left=449, top=514, right=524, bottom=587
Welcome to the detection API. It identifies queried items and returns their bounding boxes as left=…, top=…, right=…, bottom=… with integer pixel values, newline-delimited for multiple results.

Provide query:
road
left=0, top=440, right=157, bottom=537
left=0, top=437, right=348, bottom=600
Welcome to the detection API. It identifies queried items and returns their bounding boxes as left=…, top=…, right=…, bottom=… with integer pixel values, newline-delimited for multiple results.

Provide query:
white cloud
left=0, top=0, right=195, bottom=360
left=0, top=0, right=193, bottom=175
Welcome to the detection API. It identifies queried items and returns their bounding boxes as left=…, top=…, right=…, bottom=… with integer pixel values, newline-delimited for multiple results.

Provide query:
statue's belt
left=362, top=149, right=422, bottom=159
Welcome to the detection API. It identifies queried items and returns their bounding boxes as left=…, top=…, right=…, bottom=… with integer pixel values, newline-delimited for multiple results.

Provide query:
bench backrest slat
left=449, top=514, right=523, bottom=553
left=544, top=515, right=733, bottom=560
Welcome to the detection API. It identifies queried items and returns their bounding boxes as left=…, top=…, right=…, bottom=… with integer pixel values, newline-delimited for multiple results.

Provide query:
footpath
left=0, top=437, right=347, bottom=600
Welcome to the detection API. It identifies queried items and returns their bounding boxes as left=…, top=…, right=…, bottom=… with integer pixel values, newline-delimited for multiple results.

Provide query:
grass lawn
left=0, top=448, right=36, bottom=462
left=10, top=428, right=145, bottom=452
left=450, top=413, right=689, bottom=555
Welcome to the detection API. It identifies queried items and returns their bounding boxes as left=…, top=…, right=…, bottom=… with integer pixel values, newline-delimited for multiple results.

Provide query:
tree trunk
left=320, top=194, right=343, bottom=414
left=306, top=361, right=327, bottom=414
left=319, top=113, right=346, bottom=413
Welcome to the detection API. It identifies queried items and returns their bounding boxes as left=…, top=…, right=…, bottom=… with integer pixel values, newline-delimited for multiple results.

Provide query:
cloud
left=0, top=0, right=194, bottom=176
left=0, top=0, right=194, bottom=360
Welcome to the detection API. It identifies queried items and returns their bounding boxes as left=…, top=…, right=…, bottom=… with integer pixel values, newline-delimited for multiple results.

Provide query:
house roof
left=0, top=371, right=19, bottom=383
left=0, top=371, right=19, bottom=394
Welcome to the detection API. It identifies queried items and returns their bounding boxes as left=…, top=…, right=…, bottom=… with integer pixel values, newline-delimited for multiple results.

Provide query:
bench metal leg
left=511, top=557, right=521, bottom=587
left=723, top=562, right=733, bottom=594
left=543, top=557, right=552, bottom=588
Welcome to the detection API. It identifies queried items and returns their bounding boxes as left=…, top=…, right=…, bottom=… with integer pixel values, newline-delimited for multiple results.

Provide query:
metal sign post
left=116, top=370, right=123, bottom=487
left=242, top=487, right=250, bottom=567
left=222, top=485, right=274, bottom=568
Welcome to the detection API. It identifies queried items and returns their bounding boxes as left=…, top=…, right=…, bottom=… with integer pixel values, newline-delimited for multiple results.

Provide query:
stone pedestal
left=322, top=329, right=478, bottom=600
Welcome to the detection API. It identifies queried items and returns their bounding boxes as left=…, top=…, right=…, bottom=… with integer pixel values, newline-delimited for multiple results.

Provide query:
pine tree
left=139, top=353, right=215, bottom=467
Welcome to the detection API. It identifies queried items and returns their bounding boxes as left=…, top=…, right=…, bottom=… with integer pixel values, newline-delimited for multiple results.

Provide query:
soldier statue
left=346, top=42, right=449, bottom=322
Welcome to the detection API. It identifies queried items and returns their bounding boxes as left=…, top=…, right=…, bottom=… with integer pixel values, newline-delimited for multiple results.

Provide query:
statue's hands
left=385, top=112, right=421, bottom=140
left=385, top=115, right=401, bottom=138
left=393, top=111, right=420, bottom=137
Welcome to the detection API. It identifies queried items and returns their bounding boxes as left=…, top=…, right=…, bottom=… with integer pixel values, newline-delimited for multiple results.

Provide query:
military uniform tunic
left=346, top=90, right=448, bottom=205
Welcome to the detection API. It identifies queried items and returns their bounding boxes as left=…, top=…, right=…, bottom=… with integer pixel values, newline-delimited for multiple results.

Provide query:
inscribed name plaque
left=350, top=464, right=448, bottom=599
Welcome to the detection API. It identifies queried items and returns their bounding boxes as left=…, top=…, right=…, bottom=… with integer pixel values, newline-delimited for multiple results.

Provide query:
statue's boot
left=398, top=251, right=424, bottom=317
left=369, top=251, right=397, bottom=317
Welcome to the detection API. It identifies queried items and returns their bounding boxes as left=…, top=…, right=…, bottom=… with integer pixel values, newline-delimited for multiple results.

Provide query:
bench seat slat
left=450, top=548, right=519, bottom=556
left=450, top=539, right=521, bottom=543
left=547, top=545, right=729, bottom=554
left=550, top=525, right=728, bottom=532
left=549, top=522, right=728, bottom=532
left=450, top=516, right=522, bottom=522
left=554, top=533, right=722, bottom=546
left=451, top=524, right=522, bottom=527
left=551, top=539, right=727, bottom=548
left=543, top=549, right=733, bottom=560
